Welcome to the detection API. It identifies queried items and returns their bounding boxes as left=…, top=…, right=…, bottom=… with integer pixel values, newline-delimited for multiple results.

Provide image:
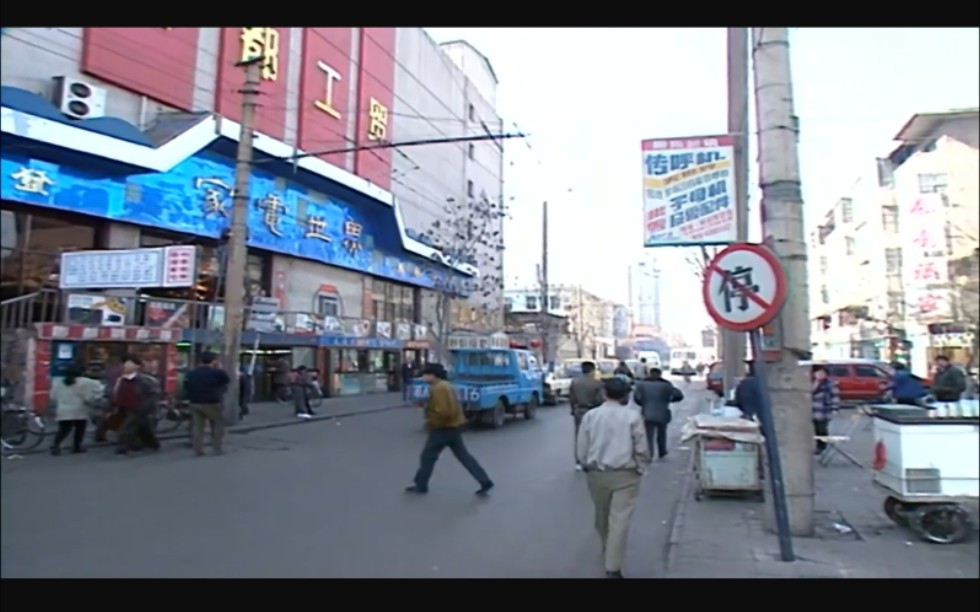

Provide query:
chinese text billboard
left=215, top=27, right=291, bottom=140
left=297, top=28, right=355, bottom=172
left=353, top=28, right=396, bottom=190
left=900, top=193, right=951, bottom=321
left=641, top=135, right=737, bottom=247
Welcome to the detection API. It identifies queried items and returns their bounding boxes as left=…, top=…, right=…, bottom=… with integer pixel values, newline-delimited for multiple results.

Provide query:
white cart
left=872, top=404, right=979, bottom=544
left=682, top=414, right=764, bottom=502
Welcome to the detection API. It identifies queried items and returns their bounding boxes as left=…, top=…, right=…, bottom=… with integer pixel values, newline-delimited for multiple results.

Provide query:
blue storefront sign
left=0, top=150, right=456, bottom=289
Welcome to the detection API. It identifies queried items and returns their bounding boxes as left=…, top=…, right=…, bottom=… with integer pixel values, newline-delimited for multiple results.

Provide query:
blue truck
left=409, top=348, right=545, bottom=429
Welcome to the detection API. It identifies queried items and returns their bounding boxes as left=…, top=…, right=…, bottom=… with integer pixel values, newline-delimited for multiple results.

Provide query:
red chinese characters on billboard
left=353, top=28, right=396, bottom=190
left=81, top=28, right=199, bottom=110
left=215, top=28, right=290, bottom=141
left=297, top=28, right=355, bottom=171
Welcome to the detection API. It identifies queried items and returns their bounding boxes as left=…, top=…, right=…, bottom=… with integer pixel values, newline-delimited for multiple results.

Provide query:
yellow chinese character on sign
left=314, top=60, right=342, bottom=120
left=194, top=177, right=232, bottom=218
left=11, top=167, right=55, bottom=195
left=259, top=193, right=286, bottom=236
left=343, top=220, right=363, bottom=255
left=306, top=217, right=331, bottom=242
left=240, top=28, right=279, bottom=81
left=366, top=97, right=388, bottom=142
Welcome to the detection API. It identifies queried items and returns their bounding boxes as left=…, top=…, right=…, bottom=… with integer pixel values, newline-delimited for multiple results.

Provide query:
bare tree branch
left=422, top=195, right=505, bottom=360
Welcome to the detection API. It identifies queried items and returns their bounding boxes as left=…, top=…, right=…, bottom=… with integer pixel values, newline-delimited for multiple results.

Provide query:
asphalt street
left=1, top=380, right=707, bottom=578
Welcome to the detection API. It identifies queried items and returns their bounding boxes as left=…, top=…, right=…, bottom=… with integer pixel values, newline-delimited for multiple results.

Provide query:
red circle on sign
left=701, top=242, right=787, bottom=332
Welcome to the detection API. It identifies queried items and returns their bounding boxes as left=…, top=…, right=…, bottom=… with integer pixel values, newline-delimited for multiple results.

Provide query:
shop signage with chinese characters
left=0, top=153, right=461, bottom=291
left=59, top=246, right=197, bottom=290
left=900, top=193, right=951, bottom=322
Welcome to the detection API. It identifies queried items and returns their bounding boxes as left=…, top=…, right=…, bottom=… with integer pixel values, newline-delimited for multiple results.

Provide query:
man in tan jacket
left=405, top=363, right=494, bottom=496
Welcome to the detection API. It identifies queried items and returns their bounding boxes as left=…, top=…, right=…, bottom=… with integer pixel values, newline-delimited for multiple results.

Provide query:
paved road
left=0, top=382, right=708, bottom=578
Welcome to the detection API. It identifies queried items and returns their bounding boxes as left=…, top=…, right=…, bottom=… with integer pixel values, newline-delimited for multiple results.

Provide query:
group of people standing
left=568, top=358, right=685, bottom=578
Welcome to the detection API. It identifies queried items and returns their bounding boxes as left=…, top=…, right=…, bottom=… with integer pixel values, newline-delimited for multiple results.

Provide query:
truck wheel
left=490, top=400, right=506, bottom=429
left=524, top=394, right=539, bottom=420
left=909, top=504, right=972, bottom=545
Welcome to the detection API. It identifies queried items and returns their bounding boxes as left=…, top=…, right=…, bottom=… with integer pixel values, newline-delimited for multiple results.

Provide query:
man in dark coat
left=569, top=361, right=606, bottom=471
left=401, top=359, right=416, bottom=403
left=112, top=355, right=161, bottom=456
left=932, top=355, right=967, bottom=402
left=632, top=367, right=683, bottom=459
left=733, top=362, right=763, bottom=421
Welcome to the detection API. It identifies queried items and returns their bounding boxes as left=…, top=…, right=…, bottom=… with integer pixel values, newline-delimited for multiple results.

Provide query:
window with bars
left=882, top=205, right=899, bottom=233
left=885, top=248, right=902, bottom=276
left=918, top=173, right=948, bottom=194
left=840, top=198, right=854, bottom=223
left=370, top=279, right=415, bottom=322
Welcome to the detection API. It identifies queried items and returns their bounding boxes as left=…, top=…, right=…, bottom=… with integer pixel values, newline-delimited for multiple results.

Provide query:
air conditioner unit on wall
left=52, top=76, right=107, bottom=120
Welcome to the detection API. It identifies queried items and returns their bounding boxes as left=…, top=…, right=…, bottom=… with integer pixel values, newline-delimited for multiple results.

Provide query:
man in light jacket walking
left=577, top=377, right=651, bottom=579
left=632, top=367, right=684, bottom=460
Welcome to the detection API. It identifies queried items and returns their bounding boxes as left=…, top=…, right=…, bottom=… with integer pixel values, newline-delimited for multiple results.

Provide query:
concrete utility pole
left=221, top=58, right=262, bottom=424
left=723, top=27, right=751, bottom=398
left=751, top=27, right=815, bottom=536
left=539, top=200, right=550, bottom=364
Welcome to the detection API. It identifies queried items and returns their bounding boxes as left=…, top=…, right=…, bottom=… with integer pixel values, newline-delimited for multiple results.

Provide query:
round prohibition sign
left=701, top=243, right=787, bottom=332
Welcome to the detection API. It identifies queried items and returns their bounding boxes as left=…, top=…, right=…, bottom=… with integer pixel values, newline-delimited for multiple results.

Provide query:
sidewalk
left=666, top=408, right=980, bottom=578
left=16, top=392, right=412, bottom=455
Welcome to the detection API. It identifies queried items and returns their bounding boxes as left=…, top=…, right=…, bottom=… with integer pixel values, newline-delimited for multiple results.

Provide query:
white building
left=628, top=259, right=661, bottom=329
left=392, top=32, right=505, bottom=333
left=810, top=109, right=979, bottom=373
left=504, top=285, right=616, bottom=358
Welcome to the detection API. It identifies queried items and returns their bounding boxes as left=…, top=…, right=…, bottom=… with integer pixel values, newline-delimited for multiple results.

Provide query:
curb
left=665, top=456, right=695, bottom=575
left=15, top=402, right=412, bottom=456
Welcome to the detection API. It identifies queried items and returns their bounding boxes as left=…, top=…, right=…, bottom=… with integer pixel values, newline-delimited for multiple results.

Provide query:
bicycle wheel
left=276, top=388, right=292, bottom=405
left=154, top=408, right=182, bottom=434
left=308, top=392, right=324, bottom=409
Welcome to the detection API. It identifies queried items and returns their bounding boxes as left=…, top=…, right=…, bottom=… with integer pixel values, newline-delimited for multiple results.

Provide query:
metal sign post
left=748, top=328, right=796, bottom=562
left=702, top=242, right=795, bottom=562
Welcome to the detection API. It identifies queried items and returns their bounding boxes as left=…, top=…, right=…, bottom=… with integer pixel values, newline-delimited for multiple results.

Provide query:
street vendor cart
left=871, top=401, right=979, bottom=545
left=682, top=414, right=764, bottom=501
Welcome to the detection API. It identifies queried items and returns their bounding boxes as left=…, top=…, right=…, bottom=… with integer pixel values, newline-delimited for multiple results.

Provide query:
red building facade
left=79, top=27, right=396, bottom=186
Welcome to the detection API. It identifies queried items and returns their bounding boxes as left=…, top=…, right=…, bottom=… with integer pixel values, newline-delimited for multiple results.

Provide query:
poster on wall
left=395, top=323, right=412, bottom=340
left=641, top=134, right=737, bottom=247
left=144, top=300, right=191, bottom=328
left=65, top=294, right=127, bottom=326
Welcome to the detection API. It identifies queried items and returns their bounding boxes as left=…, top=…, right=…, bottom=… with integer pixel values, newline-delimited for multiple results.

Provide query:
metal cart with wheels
left=682, top=414, right=765, bottom=502
left=876, top=485, right=976, bottom=544
left=871, top=407, right=978, bottom=545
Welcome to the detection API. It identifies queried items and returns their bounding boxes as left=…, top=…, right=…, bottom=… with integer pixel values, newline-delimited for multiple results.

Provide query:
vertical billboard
left=297, top=28, right=355, bottom=171
left=215, top=27, right=290, bottom=140
left=81, top=28, right=199, bottom=110
left=353, top=28, right=396, bottom=190
left=641, top=135, right=737, bottom=247
left=900, top=193, right=951, bottom=322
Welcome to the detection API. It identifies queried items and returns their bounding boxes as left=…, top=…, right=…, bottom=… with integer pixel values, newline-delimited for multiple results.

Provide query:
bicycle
left=154, top=395, right=191, bottom=434
left=276, top=384, right=323, bottom=409
left=1, top=404, right=47, bottom=451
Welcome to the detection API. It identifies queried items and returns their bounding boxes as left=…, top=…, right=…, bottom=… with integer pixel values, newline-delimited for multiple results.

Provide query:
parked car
left=543, top=367, right=571, bottom=405
left=801, top=358, right=894, bottom=405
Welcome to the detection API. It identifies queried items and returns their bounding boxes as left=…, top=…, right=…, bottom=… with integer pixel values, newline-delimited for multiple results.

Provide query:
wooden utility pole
left=723, top=27, right=751, bottom=397
left=221, top=58, right=262, bottom=424
left=752, top=27, right=815, bottom=536
left=539, top=200, right=550, bottom=364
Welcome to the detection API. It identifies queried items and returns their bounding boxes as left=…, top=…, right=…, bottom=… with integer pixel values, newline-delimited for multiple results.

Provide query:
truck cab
left=410, top=348, right=544, bottom=429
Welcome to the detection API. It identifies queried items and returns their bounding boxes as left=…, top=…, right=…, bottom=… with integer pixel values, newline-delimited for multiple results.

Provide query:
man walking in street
left=569, top=361, right=605, bottom=471
left=113, top=356, right=161, bottom=456
left=289, top=366, right=314, bottom=419
left=401, top=359, right=416, bottom=403
left=932, top=355, right=967, bottom=402
left=632, top=367, right=684, bottom=460
left=405, top=363, right=494, bottom=497
left=576, top=377, right=651, bottom=579
left=183, top=352, right=231, bottom=456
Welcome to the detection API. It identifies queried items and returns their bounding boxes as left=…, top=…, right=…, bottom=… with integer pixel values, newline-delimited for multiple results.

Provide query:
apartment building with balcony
left=503, top=285, right=616, bottom=360
left=810, top=109, right=979, bottom=373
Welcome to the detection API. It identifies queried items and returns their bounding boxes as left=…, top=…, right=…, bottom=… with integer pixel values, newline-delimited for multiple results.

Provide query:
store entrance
left=240, top=347, right=293, bottom=402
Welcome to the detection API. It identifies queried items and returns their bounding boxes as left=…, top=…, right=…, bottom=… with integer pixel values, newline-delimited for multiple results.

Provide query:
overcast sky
left=425, top=27, right=980, bottom=344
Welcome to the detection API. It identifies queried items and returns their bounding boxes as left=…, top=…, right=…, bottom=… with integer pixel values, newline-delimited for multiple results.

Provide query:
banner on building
left=900, top=193, right=951, bottom=322
left=641, top=135, right=737, bottom=247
